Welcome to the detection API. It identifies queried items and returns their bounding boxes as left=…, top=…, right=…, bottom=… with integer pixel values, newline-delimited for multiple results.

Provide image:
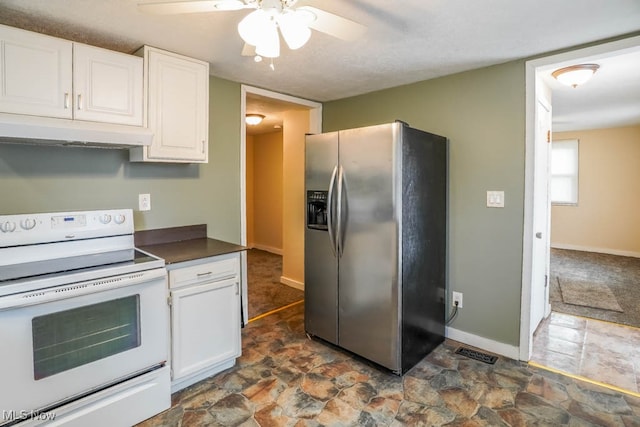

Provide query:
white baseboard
left=280, top=276, right=304, bottom=291
left=551, top=243, right=640, bottom=259
left=251, top=244, right=283, bottom=256
left=446, top=326, right=520, bottom=361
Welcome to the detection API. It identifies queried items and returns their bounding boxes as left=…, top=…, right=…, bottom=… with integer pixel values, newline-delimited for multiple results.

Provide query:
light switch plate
left=486, top=191, right=505, bottom=208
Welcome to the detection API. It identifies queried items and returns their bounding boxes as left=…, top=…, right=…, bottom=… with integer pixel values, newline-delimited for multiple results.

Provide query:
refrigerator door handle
left=327, top=165, right=338, bottom=257
left=336, top=164, right=345, bottom=258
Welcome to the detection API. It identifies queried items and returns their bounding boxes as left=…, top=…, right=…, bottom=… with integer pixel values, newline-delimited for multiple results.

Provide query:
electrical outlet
left=139, top=193, right=151, bottom=211
left=452, top=291, right=463, bottom=308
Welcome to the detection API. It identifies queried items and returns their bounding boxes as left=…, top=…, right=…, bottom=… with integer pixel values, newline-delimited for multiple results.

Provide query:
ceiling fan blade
left=241, top=43, right=256, bottom=56
left=298, top=6, right=366, bottom=41
left=137, top=0, right=250, bottom=15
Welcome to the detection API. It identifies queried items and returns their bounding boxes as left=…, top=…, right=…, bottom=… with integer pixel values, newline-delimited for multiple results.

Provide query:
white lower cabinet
left=168, top=253, right=241, bottom=392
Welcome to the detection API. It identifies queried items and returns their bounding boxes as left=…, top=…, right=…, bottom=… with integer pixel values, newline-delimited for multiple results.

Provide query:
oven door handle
left=0, top=268, right=166, bottom=310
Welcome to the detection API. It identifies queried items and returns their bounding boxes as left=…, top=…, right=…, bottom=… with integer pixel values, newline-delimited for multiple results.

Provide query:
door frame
left=519, top=35, right=640, bottom=360
left=240, top=85, right=322, bottom=246
left=239, top=85, right=322, bottom=323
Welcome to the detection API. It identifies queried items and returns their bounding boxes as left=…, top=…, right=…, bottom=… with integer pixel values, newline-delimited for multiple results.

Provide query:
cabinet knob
left=64, top=93, right=70, bottom=109
left=77, top=94, right=83, bottom=110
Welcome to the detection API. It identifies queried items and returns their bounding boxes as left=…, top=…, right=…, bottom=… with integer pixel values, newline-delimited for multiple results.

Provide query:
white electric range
left=0, top=209, right=170, bottom=427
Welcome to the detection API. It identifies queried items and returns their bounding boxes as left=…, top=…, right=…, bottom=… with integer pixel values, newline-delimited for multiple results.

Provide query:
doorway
left=522, top=36, right=640, bottom=394
left=240, top=85, right=322, bottom=321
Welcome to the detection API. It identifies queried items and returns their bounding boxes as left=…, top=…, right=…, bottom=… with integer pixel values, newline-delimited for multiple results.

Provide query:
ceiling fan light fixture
left=238, top=9, right=270, bottom=47
left=278, top=11, right=312, bottom=50
left=293, top=8, right=316, bottom=25
left=254, top=19, right=280, bottom=58
left=551, top=64, right=600, bottom=88
left=246, top=114, right=265, bottom=125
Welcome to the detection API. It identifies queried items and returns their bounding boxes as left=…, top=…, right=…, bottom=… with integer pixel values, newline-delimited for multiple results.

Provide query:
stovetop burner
left=0, top=248, right=165, bottom=298
left=0, top=249, right=161, bottom=283
left=0, top=209, right=165, bottom=297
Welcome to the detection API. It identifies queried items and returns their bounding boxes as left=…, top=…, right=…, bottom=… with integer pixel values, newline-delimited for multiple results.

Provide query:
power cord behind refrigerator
left=446, top=301, right=459, bottom=325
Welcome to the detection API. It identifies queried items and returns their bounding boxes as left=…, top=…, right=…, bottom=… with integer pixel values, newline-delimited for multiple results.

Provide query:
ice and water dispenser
left=306, top=191, right=328, bottom=230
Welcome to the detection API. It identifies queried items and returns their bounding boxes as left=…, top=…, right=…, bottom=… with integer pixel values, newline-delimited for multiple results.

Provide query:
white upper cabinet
left=130, top=46, right=209, bottom=163
left=0, top=24, right=143, bottom=126
left=0, top=24, right=73, bottom=119
left=73, top=43, right=143, bottom=126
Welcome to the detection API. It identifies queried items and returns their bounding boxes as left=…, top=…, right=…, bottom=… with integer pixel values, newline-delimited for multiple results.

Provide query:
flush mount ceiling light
left=246, top=114, right=265, bottom=125
left=551, top=64, right=600, bottom=88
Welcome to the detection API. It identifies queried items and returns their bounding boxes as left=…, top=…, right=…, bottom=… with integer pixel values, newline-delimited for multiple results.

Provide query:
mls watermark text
left=3, top=410, right=57, bottom=422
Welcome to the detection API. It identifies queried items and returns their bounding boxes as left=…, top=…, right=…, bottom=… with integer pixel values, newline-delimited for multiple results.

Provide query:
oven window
left=32, top=295, right=141, bottom=380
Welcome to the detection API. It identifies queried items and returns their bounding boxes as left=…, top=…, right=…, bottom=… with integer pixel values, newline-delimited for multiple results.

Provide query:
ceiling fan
left=136, top=0, right=366, bottom=61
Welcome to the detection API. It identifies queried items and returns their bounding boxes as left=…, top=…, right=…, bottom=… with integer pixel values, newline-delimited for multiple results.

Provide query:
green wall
left=324, top=60, right=526, bottom=346
left=0, top=61, right=527, bottom=347
left=0, top=75, right=243, bottom=244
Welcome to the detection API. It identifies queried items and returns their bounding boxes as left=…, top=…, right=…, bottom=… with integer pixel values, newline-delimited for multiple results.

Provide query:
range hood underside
left=0, top=113, right=153, bottom=149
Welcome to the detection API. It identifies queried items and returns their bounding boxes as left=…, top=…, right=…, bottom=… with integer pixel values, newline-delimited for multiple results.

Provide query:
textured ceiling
left=0, top=0, right=639, bottom=131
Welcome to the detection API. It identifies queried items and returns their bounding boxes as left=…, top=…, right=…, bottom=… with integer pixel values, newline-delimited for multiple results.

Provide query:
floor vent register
left=455, top=347, right=498, bottom=364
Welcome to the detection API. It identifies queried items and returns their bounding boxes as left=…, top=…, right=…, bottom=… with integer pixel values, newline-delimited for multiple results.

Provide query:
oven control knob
left=114, top=214, right=126, bottom=225
left=1, top=221, right=16, bottom=233
left=20, top=218, right=36, bottom=230
left=99, top=214, right=112, bottom=224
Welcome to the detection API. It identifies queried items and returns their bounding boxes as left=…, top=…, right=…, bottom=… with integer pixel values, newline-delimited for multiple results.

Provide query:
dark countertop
left=135, top=224, right=246, bottom=265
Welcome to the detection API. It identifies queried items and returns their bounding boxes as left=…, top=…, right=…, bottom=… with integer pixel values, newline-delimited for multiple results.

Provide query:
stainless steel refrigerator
left=304, top=121, right=447, bottom=375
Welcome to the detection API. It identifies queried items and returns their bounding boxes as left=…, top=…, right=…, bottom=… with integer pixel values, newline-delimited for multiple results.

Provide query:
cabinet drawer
left=169, top=257, right=238, bottom=289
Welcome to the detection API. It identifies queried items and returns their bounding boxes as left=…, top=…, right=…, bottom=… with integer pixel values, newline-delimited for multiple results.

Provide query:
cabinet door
left=146, top=49, right=209, bottom=162
left=0, top=25, right=72, bottom=118
left=171, top=278, right=240, bottom=380
left=73, top=43, right=143, bottom=126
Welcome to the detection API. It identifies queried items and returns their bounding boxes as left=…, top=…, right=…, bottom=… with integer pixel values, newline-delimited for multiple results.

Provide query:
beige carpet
left=550, top=248, right=640, bottom=327
left=247, top=249, right=304, bottom=320
left=557, top=277, right=623, bottom=312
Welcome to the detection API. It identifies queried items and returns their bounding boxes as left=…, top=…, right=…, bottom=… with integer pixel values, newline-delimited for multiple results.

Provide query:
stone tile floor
left=139, top=303, right=640, bottom=426
left=531, top=311, right=640, bottom=394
